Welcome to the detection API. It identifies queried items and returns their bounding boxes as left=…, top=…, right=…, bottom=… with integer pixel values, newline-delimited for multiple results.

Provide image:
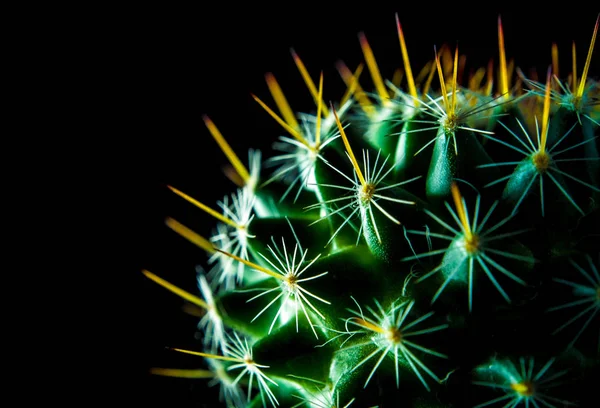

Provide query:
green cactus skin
left=143, top=13, right=600, bottom=408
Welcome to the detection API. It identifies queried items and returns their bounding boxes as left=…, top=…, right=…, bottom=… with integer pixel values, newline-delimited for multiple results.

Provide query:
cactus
left=143, top=13, right=600, bottom=407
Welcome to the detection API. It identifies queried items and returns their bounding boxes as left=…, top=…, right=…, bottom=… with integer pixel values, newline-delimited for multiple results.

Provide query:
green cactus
left=143, top=13, right=600, bottom=407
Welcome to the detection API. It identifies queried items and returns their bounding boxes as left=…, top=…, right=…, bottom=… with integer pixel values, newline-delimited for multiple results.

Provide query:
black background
left=130, top=7, right=599, bottom=407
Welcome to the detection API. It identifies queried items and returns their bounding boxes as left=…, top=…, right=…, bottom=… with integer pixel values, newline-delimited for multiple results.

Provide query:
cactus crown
left=144, top=13, right=600, bottom=408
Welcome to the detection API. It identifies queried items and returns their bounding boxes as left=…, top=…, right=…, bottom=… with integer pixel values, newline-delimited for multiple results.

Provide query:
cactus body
left=144, top=14, right=600, bottom=408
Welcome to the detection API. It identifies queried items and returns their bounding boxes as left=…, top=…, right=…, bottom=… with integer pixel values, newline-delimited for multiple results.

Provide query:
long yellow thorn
left=340, top=63, right=363, bottom=106
left=435, top=48, right=449, bottom=111
left=440, top=45, right=453, bottom=79
left=182, top=303, right=205, bottom=318
left=451, top=183, right=472, bottom=242
left=415, top=61, right=432, bottom=85
left=396, top=14, right=419, bottom=106
left=265, top=72, right=300, bottom=131
left=291, top=49, right=330, bottom=117
left=167, top=186, right=240, bottom=229
left=391, top=68, right=404, bottom=90
left=332, top=104, right=366, bottom=187
left=469, top=67, right=486, bottom=92
left=576, top=14, right=599, bottom=98
left=163, top=218, right=281, bottom=281
left=359, top=32, right=391, bottom=105
left=172, top=348, right=242, bottom=363
left=540, top=67, right=552, bottom=154
left=214, top=247, right=284, bottom=281
left=203, top=115, right=250, bottom=184
left=352, top=317, right=386, bottom=334
left=165, top=217, right=216, bottom=254
left=485, top=59, right=494, bottom=96
left=451, top=46, right=459, bottom=116
left=498, top=15, right=509, bottom=97
left=315, top=71, right=324, bottom=148
left=337, top=61, right=374, bottom=116
left=422, top=59, right=437, bottom=96
left=507, top=59, right=515, bottom=90
left=252, top=94, right=312, bottom=150
left=150, top=368, right=214, bottom=379
left=142, top=269, right=208, bottom=310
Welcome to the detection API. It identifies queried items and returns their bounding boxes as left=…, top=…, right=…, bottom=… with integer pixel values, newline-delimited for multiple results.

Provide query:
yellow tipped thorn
left=171, top=348, right=241, bottom=363
left=391, top=68, right=405, bottom=90
left=485, top=59, right=494, bottom=96
left=440, top=45, right=453, bottom=78
left=315, top=71, right=324, bottom=148
left=576, top=14, right=599, bottom=98
left=451, top=45, right=459, bottom=116
left=540, top=67, right=552, bottom=153
left=434, top=47, right=449, bottom=111
left=332, top=103, right=366, bottom=187
left=551, top=43, right=559, bottom=80
left=451, top=183, right=473, bottom=241
left=223, top=165, right=245, bottom=188
left=214, top=247, right=284, bottom=281
left=359, top=32, right=391, bottom=105
left=182, top=303, right=206, bottom=318
left=167, top=186, right=240, bottom=229
left=498, top=15, right=509, bottom=97
left=469, top=67, right=486, bottom=92
left=422, top=59, right=438, bottom=96
left=150, top=368, right=214, bottom=379
left=142, top=269, right=208, bottom=310
left=265, top=72, right=300, bottom=131
left=203, top=115, right=250, bottom=184
left=507, top=59, right=515, bottom=90
left=291, top=48, right=330, bottom=117
left=395, top=14, right=419, bottom=105
left=251, top=93, right=312, bottom=149
left=352, top=317, right=386, bottom=335
left=337, top=61, right=375, bottom=116
left=340, top=62, right=362, bottom=104
left=415, top=60, right=432, bottom=85
left=165, top=217, right=216, bottom=254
